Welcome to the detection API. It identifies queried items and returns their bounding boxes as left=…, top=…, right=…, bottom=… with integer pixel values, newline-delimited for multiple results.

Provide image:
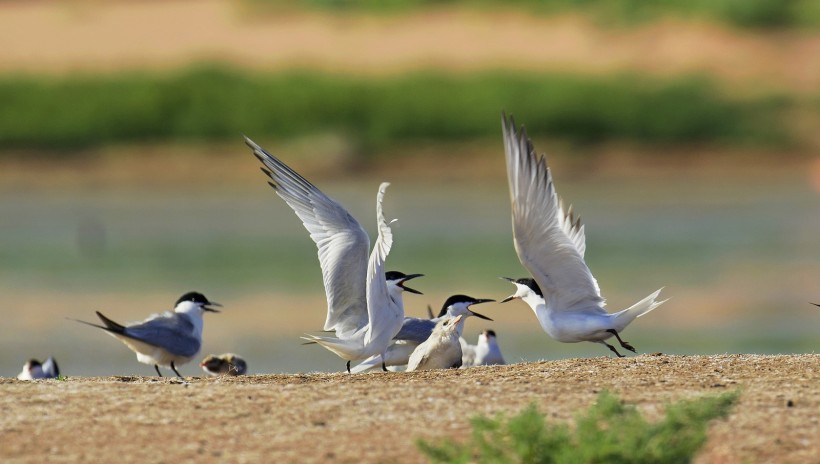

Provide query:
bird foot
left=607, top=329, right=637, bottom=353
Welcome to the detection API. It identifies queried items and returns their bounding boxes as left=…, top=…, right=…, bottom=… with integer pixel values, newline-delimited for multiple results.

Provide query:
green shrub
left=243, top=0, right=820, bottom=29
left=0, top=67, right=788, bottom=154
left=417, top=390, right=739, bottom=463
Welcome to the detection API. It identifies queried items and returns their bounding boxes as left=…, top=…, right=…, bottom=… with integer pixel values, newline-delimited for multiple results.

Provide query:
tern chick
left=17, top=356, right=60, bottom=380
left=200, top=353, right=247, bottom=376
left=73, top=291, right=221, bottom=377
left=501, top=113, right=667, bottom=357
left=351, top=294, right=494, bottom=373
left=407, top=314, right=464, bottom=371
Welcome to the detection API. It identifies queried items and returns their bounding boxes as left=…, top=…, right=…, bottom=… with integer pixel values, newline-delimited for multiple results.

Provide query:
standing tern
left=73, top=291, right=220, bottom=377
left=245, top=137, right=423, bottom=373
left=201, top=353, right=248, bottom=376
left=406, top=314, right=465, bottom=371
left=500, top=114, right=667, bottom=357
left=462, top=329, right=506, bottom=367
left=17, top=356, right=60, bottom=380
left=351, top=294, right=493, bottom=373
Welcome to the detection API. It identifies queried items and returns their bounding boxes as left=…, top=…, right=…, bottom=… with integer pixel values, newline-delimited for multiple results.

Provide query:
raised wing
left=501, top=113, right=604, bottom=311
left=124, top=313, right=201, bottom=357
left=364, top=182, right=396, bottom=345
left=246, top=137, right=370, bottom=337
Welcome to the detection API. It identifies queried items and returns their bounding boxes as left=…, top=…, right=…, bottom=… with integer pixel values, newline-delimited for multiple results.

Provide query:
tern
left=73, top=291, right=221, bottom=377
left=350, top=294, right=493, bottom=373
left=246, top=137, right=423, bottom=373
left=407, top=314, right=465, bottom=371
left=200, top=353, right=247, bottom=376
left=17, top=356, right=60, bottom=380
left=500, top=114, right=667, bottom=357
left=462, top=329, right=506, bottom=367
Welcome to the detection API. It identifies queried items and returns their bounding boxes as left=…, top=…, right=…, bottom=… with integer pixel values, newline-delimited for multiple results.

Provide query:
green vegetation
left=245, top=0, right=820, bottom=29
left=417, top=390, right=739, bottom=463
left=0, top=67, right=789, bottom=155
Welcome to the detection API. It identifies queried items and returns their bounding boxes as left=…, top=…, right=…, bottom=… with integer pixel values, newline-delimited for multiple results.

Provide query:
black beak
left=399, top=274, right=424, bottom=295
left=204, top=301, right=222, bottom=313
left=499, top=276, right=516, bottom=282
left=468, top=298, right=495, bottom=321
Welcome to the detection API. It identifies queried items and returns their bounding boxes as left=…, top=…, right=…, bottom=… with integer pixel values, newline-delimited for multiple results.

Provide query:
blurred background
left=0, top=0, right=818, bottom=377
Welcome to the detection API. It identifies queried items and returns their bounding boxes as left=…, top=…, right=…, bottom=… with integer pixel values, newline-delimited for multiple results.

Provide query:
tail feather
left=300, top=334, right=361, bottom=360
left=613, top=288, right=667, bottom=332
left=94, top=311, right=127, bottom=333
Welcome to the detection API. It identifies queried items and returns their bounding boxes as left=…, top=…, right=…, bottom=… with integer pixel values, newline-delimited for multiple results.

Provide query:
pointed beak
left=451, top=314, right=464, bottom=325
left=468, top=298, right=495, bottom=321
left=499, top=276, right=516, bottom=282
left=500, top=295, right=516, bottom=304
left=204, top=301, right=222, bottom=313
left=399, top=274, right=424, bottom=295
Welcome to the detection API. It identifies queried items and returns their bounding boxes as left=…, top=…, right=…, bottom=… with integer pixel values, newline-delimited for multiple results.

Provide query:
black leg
left=607, top=329, right=636, bottom=353
left=601, top=341, right=625, bottom=358
left=346, top=360, right=351, bottom=374
left=382, top=361, right=388, bottom=372
left=170, top=361, right=183, bottom=378
left=155, top=365, right=163, bottom=377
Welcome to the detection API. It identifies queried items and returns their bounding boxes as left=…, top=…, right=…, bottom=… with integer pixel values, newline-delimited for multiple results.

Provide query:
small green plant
left=417, top=390, right=739, bottom=464
left=55, top=375, right=67, bottom=382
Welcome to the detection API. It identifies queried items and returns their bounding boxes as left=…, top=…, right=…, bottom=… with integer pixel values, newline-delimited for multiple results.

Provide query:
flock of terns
left=16, top=113, right=668, bottom=380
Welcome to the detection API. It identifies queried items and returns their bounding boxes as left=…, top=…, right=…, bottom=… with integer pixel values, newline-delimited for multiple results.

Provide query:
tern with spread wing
left=500, top=114, right=667, bottom=357
left=246, top=137, right=423, bottom=373
left=74, top=291, right=221, bottom=376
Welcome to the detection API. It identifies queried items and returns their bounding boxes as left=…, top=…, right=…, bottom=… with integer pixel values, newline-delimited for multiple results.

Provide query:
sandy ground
left=1, top=354, right=817, bottom=463
left=0, top=0, right=819, bottom=91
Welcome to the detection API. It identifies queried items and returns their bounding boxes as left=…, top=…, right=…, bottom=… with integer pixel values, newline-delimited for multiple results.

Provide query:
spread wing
left=364, top=182, right=396, bottom=345
left=501, top=113, right=604, bottom=312
left=247, top=137, right=370, bottom=337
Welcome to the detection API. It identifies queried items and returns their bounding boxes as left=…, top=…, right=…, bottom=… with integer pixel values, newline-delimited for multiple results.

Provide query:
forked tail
left=612, top=288, right=667, bottom=332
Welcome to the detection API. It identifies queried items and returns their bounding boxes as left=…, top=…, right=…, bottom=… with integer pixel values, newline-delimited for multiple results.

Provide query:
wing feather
left=123, top=313, right=201, bottom=357
left=364, top=182, right=394, bottom=345
left=501, top=113, right=604, bottom=311
left=247, top=137, right=370, bottom=336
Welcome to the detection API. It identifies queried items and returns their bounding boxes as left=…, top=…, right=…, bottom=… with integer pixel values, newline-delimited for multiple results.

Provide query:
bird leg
left=346, top=360, right=351, bottom=374
left=170, top=361, right=183, bottom=378
left=606, top=329, right=636, bottom=353
left=154, top=365, right=163, bottom=377
left=382, top=361, right=388, bottom=372
left=600, top=341, right=625, bottom=358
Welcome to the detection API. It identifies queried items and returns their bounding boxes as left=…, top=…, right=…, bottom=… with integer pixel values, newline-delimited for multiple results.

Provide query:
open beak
left=399, top=274, right=424, bottom=295
left=468, top=298, right=495, bottom=321
left=204, top=301, right=222, bottom=313
left=499, top=277, right=517, bottom=303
